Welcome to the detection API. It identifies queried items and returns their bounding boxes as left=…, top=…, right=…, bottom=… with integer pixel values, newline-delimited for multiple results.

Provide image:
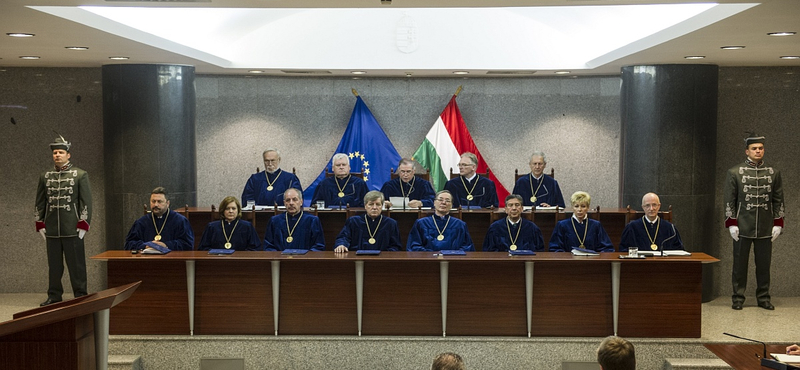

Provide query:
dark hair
left=151, top=187, right=168, bottom=200
left=218, top=196, right=242, bottom=219
left=597, top=336, right=635, bottom=370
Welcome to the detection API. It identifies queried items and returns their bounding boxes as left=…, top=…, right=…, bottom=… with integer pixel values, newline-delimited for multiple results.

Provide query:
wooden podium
left=0, top=282, right=140, bottom=370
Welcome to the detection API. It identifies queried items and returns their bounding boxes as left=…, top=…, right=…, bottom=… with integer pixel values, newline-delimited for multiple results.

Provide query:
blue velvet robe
left=241, top=168, right=302, bottom=206
left=407, top=214, right=475, bottom=251
left=198, top=219, right=262, bottom=251
left=380, top=176, right=436, bottom=208
left=619, top=217, right=684, bottom=252
left=444, top=175, right=499, bottom=209
left=512, top=173, right=566, bottom=208
left=124, top=209, right=194, bottom=251
left=264, top=212, right=325, bottom=251
left=548, top=217, right=614, bottom=252
left=483, top=217, right=545, bottom=252
left=335, top=215, right=402, bottom=251
left=312, top=175, right=369, bottom=208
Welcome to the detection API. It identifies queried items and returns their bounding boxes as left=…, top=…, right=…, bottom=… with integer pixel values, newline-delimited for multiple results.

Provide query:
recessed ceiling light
left=554, top=71, right=570, bottom=74
left=19, top=56, right=40, bottom=59
left=767, top=32, right=796, bottom=36
left=351, top=71, right=367, bottom=75
left=7, top=33, right=35, bottom=38
left=65, top=46, right=89, bottom=50
left=108, top=56, right=129, bottom=60
left=779, top=56, right=800, bottom=59
left=452, top=71, right=469, bottom=75
left=721, top=46, right=745, bottom=50
left=684, top=56, right=705, bottom=59
left=248, top=70, right=265, bottom=73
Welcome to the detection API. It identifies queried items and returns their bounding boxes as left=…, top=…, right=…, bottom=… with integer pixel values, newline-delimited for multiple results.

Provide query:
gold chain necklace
left=264, top=169, right=282, bottom=191
left=570, top=216, right=589, bottom=249
left=642, top=216, right=660, bottom=251
left=285, top=211, right=303, bottom=243
left=151, top=210, right=170, bottom=241
left=221, top=218, right=240, bottom=249
left=432, top=215, right=451, bottom=241
left=506, top=217, right=523, bottom=251
left=460, top=175, right=480, bottom=201
left=401, top=176, right=415, bottom=198
left=528, top=173, right=544, bottom=204
left=364, top=214, right=382, bottom=245
left=335, top=175, right=351, bottom=198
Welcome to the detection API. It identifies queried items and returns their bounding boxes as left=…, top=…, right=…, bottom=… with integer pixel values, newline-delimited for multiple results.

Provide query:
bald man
left=619, top=193, right=683, bottom=253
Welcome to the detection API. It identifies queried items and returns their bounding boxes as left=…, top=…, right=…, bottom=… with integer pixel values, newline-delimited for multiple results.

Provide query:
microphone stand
left=724, top=332, right=799, bottom=370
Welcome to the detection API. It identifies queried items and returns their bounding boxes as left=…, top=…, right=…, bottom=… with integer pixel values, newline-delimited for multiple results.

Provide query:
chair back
left=514, top=168, right=555, bottom=181
left=449, top=167, right=490, bottom=180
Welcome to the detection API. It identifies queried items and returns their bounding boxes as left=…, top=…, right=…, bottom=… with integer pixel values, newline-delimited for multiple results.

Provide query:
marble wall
left=1, top=66, right=798, bottom=300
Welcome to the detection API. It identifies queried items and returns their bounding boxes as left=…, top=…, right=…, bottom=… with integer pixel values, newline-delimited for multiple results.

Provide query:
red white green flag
left=412, top=94, right=510, bottom=206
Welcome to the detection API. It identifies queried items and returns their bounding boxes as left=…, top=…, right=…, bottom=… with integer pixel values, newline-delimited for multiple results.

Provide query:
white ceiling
left=1, top=0, right=799, bottom=77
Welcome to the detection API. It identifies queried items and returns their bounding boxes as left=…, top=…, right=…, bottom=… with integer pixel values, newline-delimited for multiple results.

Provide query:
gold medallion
left=651, top=243, right=658, bottom=251
left=286, top=236, right=294, bottom=243
left=579, top=244, right=585, bottom=249
left=338, top=192, right=345, bottom=198
left=267, top=185, right=273, bottom=191
left=437, top=235, right=445, bottom=241
left=531, top=196, right=537, bottom=203
left=154, top=235, right=161, bottom=241
left=368, top=238, right=376, bottom=245
left=466, top=194, right=474, bottom=201
left=510, top=244, right=517, bottom=251
left=224, top=242, right=232, bottom=249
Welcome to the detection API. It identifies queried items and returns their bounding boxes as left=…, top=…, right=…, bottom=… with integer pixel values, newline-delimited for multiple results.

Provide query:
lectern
left=0, top=282, right=141, bottom=370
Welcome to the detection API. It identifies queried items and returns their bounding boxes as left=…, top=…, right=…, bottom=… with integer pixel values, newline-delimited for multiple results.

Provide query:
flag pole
left=352, top=88, right=359, bottom=97
left=454, top=85, right=463, bottom=97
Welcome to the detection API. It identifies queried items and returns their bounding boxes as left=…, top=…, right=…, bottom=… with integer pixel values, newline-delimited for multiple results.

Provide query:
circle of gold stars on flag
left=348, top=151, right=370, bottom=182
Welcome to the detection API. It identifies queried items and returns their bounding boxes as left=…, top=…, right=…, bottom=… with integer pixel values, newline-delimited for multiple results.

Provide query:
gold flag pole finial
left=351, top=88, right=359, bottom=97
left=454, top=85, right=463, bottom=97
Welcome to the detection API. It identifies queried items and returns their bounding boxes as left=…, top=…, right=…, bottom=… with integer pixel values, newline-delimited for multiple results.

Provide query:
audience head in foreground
left=431, top=352, right=465, bottom=370
left=597, top=336, right=635, bottom=370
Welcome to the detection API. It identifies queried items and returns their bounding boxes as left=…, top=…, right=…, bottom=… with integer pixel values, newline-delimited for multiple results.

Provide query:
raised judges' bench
left=179, top=207, right=672, bottom=250
left=92, top=251, right=717, bottom=338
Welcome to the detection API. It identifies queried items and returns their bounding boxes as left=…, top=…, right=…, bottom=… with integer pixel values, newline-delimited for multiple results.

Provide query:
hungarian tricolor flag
left=412, top=93, right=511, bottom=206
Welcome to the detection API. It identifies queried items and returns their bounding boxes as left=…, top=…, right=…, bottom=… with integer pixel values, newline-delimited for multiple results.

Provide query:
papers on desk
left=772, top=354, right=800, bottom=364
left=536, top=206, right=559, bottom=210
left=208, top=249, right=234, bottom=255
left=571, top=247, right=599, bottom=256
left=242, top=205, right=271, bottom=211
left=638, top=250, right=692, bottom=257
left=141, top=242, right=170, bottom=254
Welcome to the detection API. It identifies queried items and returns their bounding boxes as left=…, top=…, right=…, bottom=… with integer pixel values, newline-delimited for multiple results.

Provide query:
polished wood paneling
left=704, top=344, right=791, bottom=370
left=618, top=262, right=702, bottom=337
left=195, top=260, right=273, bottom=335
left=108, top=260, right=189, bottom=335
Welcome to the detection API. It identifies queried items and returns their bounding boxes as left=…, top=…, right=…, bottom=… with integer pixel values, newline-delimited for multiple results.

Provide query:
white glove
left=772, top=226, right=782, bottom=242
left=729, top=226, right=739, bottom=241
left=78, top=229, right=86, bottom=239
left=39, top=229, right=46, bottom=240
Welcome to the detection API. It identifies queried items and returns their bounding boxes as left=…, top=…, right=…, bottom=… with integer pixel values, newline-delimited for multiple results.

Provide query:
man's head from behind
left=431, top=352, right=464, bottom=370
left=597, top=336, right=635, bottom=370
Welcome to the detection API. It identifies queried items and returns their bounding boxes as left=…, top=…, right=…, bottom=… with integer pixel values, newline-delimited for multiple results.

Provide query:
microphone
left=724, top=332, right=800, bottom=370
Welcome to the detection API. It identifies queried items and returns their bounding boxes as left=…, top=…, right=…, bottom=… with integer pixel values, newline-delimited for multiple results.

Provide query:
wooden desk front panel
left=195, top=260, right=274, bottom=335
left=447, top=261, right=527, bottom=336
left=278, top=260, right=357, bottom=335
left=530, top=262, right=613, bottom=337
left=618, top=262, right=702, bottom=337
left=108, top=260, right=189, bottom=335
left=362, top=261, right=441, bottom=336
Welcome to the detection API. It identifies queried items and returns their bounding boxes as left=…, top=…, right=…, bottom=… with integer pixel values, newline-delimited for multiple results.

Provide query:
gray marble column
left=620, top=64, right=718, bottom=300
left=102, top=64, right=197, bottom=249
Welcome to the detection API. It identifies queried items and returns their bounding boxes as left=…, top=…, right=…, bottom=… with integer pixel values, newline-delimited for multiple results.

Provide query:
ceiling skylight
left=31, top=3, right=757, bottom=71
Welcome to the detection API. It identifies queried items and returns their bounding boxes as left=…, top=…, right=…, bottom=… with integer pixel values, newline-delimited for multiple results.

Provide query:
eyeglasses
left=457, top=163, right=474, bottom=167
left=435, top=198, right=452, bottom=204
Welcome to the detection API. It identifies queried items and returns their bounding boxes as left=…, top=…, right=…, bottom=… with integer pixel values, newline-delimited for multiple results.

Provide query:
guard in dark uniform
left=35, top=134, right=92, bottom=306
left=724, top=133, right=784, bottom=310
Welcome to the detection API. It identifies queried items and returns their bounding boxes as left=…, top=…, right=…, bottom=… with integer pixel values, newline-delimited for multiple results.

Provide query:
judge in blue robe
left=512, top=152, right=565, bottom=207
left=619, top=193, right=684, bottom=252
left=124, top=187, right=194, bottom=251
left=241, top=149, right=302, bottom=206
left=380, top=158, right=436, bottom=208
left=444, top=152, right=499, bottom=209
left=407, top=190, right=475, bottom=252
left=264, top=188, right=325, bottom=251
left=548, top=191, right=614, bottom=252
left=335, top=191, right=402, bottom=252
left=198, top=196, right=262, bottom=251
left=312, top=153, right=369, bottom=208
left=483, top=194, right=544, bottom=252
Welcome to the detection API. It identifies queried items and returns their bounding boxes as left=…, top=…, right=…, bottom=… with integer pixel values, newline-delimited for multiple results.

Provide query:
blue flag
left=303, top=96, right=402, bottom=206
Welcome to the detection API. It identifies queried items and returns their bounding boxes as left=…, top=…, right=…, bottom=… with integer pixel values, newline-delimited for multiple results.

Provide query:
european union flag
left=303, top=95, right=402, bottom=206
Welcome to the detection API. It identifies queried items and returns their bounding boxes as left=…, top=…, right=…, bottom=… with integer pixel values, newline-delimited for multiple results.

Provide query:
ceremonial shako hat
left=49, top=133, right=71, bottom=152
left=744, top=132, right=765, bottom=148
